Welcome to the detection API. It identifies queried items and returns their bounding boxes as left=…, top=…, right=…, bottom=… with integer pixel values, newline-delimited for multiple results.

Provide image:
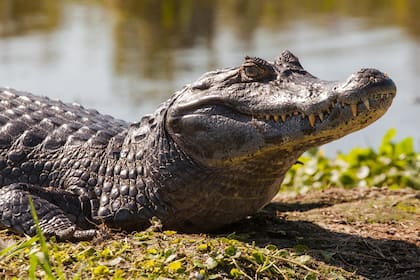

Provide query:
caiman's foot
left=0, top=184, right=97, bottom=241
left=42, top=226, right=97, bottom=241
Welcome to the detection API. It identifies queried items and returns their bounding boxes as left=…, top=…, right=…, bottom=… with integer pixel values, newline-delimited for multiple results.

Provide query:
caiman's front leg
left=0, top=184, right=97, bottom=240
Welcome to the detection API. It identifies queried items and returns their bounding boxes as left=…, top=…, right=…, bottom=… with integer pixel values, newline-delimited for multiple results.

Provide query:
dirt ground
left=228, top=187, right=420, bottom=280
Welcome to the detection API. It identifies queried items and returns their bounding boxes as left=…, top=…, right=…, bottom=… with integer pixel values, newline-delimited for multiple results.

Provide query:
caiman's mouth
left=254, top=90, right=396, bottom=128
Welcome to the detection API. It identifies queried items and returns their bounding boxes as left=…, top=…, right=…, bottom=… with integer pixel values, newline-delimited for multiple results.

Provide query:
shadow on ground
left=223, top=188, right=420, bottom=280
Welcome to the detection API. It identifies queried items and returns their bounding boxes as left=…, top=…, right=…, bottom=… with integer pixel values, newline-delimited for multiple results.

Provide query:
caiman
left=0, top=51, right=396, bottom=240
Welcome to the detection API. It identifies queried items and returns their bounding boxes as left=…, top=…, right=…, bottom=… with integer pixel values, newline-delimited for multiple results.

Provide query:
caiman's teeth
left=281, top=115, right=286, bottom=122
left=350, top=104, right=358, bottom=117
left=363, top=99, right=370, bottom=110
left=308, top=114, right=316, bottom=127
left=261, top=100, right=365, bottom=124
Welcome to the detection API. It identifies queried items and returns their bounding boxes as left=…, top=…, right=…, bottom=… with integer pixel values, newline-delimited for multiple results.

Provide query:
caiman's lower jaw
left=256, top=91, right=395, bottom=128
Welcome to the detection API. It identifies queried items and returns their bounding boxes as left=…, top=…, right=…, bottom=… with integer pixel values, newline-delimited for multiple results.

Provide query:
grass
left=1, top=228, right=361, bottom=279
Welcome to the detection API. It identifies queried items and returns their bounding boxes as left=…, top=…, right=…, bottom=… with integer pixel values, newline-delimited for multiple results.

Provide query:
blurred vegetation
left=1, top=0, right=420, bottom=79
left=0, top=0, right=60, bottom=37
left=103, top=0, right=420, bottom=80
left=283, top=128, right=420, bottom=193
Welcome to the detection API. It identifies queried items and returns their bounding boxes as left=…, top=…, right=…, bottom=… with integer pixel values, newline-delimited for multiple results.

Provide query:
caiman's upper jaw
left=256, top=68, right=396, bottom=130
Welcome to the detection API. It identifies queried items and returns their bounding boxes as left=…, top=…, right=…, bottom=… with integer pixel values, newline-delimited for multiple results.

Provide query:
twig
left=271, top=254, right=319, bottom=275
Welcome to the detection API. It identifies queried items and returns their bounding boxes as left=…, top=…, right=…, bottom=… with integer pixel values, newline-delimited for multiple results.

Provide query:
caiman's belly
left=160, top=176, right=284, bottom=232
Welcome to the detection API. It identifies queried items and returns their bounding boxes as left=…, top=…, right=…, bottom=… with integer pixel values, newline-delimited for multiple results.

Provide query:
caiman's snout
left=333, top=68, right=396, bottom=115
left=338, top=68, right=396, bottom=96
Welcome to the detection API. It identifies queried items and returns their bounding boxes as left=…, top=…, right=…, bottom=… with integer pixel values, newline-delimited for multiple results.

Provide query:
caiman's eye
left=241, top=57, right=276, bottom=81
left=243, top=65, right=261, bottom=78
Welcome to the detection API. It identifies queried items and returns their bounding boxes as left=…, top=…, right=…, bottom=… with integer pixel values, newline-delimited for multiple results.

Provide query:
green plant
left=0, top=197, right=60, bottom=280
left=283, top=128, right=420, bottom=193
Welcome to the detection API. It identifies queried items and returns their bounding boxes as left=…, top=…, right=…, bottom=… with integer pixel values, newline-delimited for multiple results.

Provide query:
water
left=0, top=0, right=419, bottom=154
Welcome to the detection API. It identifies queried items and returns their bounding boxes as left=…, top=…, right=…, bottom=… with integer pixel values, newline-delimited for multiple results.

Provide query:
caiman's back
left=0, top=88, right=128, bottom=239
left=0, top=88, right=127, bottom=187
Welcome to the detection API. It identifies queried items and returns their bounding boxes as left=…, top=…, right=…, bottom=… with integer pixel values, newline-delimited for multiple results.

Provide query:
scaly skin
left=0, top=51, right=396, bottom=240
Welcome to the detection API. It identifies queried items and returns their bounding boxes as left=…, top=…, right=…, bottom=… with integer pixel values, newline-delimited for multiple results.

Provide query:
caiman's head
left=166, top=51, right=396, bottom=167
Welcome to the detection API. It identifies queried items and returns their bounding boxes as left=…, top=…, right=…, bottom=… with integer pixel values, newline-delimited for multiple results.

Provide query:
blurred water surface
left=0, top=0, right=419, bottom=153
